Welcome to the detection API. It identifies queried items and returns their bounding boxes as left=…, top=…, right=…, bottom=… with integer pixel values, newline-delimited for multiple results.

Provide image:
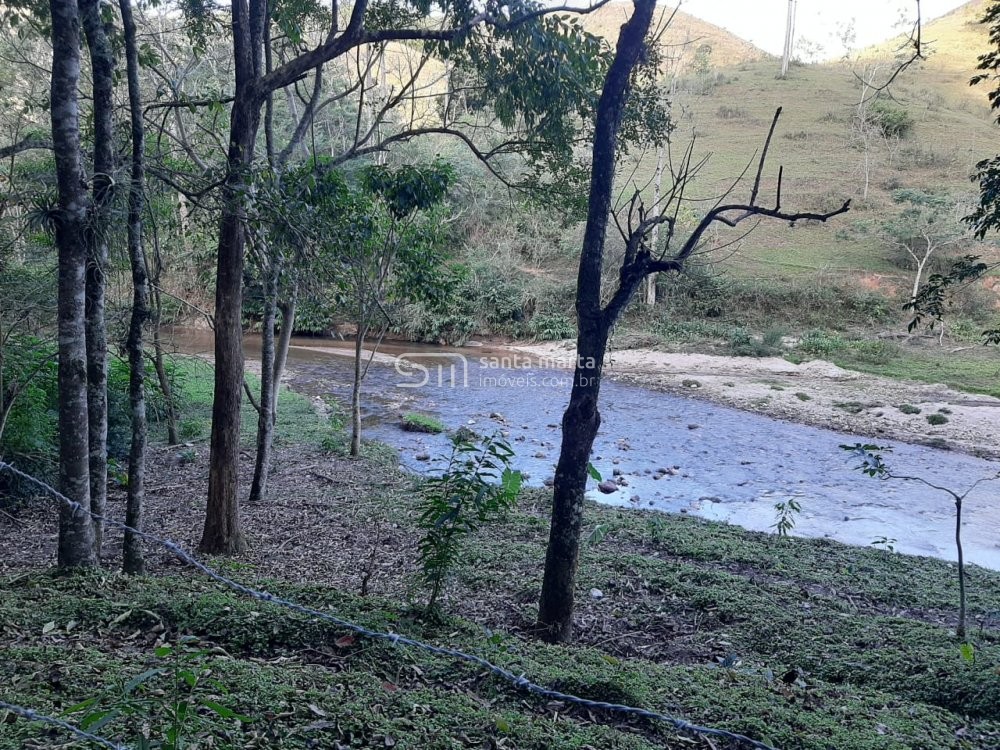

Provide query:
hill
left=580, top=2, right=769, bottom=71
left=495, top=0, right=1000, bottom=302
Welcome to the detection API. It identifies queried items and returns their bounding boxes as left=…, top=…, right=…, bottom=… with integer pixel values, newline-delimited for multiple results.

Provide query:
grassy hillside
left=572, top=1, right=999, bottom=284
left=581, top=3, right=769, bottom=70
left=4, top=365, right=1000, bottom=749
left=431, top=2, right=999, bottom=333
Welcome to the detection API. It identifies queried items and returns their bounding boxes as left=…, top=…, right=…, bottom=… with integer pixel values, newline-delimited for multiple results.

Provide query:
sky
left=679, top=0, right=971, bottom=60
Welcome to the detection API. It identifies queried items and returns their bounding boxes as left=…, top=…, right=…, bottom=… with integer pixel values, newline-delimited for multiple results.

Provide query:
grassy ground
left=3, top=361, right=1000, bottom=748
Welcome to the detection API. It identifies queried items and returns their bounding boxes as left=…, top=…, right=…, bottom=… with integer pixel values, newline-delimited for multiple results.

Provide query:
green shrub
left=926, top=413, right=949, bottom=426
left=725, top=328, right=783, bottom=358
left=417, top=434, right=521, bottom=611
left=0, top=336, right=58, bottom=495
left=867, top=100, right=914, bottom=138
left=528, top=312, right=575, bottom=341
left=798, top=330, right=848, bottom=358
left=653, top=271, right=892, bottom=331
left=898, top=404, right=922, bottom=415
left=179, top=417, right=209, bottom=441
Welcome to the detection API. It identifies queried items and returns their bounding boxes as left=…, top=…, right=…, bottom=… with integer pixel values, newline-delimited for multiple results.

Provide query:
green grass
left=825, top=345, right=1000, bottom=398
left=168, top=357, right=338, bottom=448
left=4, top=356, right=1000, bottom=748
left=3, top=540, right=1000, bottom=750
left=401, top=412, right=446, bottom=434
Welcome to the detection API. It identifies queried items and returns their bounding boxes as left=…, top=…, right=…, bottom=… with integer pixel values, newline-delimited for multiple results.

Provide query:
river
left=176, top=330, right=1000, bottom=569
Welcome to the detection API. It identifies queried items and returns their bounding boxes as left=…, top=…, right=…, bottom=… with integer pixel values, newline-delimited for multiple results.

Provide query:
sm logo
left=394, top=353, right=470, bottom=388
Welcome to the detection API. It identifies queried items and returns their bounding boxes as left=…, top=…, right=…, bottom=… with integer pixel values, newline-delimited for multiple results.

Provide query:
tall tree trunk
left=537, top=0, right=656, bottom=642
left=644, top=145, right=664, bottom=306
left=537, top=320, right=608, bottom=641
left=50, top=0, right=96, bottom=568
left=201, top=0, right=265, bottom=554
left=80, top=0, right=115, bottom=558
left=147, top=229, right=180, bottom=445
left=350, top=321, right=367, bottom=457
left=120, top=0, right=149, bottom=575
left=248, top=254, right=278, bottom=503
left=780, top=0, right=796, bottom=78
left=272, top=287, right=297, bottom=410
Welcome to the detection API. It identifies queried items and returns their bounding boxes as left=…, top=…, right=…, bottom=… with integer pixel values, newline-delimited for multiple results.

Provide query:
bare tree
left=536, top=5, right=851, bottom=641
left=851, top=63, right=901, bottom=201
left=643, top=146, right=664, bottom=306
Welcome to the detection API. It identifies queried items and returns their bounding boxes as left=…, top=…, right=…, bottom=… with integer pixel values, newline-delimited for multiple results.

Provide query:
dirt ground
left=509, top=341, right=1000, bottom=459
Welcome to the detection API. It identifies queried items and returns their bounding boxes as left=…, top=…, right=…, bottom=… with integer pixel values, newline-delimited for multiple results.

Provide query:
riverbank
left=3, top=360, right=1000, bottom=748
left=509, top=340, right=1000, bottom=459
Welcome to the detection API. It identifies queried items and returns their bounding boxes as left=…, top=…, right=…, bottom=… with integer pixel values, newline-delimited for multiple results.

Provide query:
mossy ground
left=2, top=361, right=1000, bottom=749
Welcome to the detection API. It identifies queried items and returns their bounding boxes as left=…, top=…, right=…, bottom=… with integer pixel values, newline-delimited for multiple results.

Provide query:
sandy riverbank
left=508, top=340, right=1000, bottom=459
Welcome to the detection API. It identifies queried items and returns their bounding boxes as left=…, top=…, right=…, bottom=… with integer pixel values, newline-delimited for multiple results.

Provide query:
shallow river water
left=181, top=331, right=1000, bottom=569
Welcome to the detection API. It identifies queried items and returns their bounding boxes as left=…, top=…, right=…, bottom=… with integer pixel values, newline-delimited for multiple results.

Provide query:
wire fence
left=0, top=460, right=778, bottom=750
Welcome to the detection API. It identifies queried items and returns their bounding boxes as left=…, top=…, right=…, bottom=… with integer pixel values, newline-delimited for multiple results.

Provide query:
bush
left=1, top=340, right=182, bottom=504
left=417, top=434, right=520, bottom=611
left=926, top=413, right=949, bottom=426
left=725, top=326, right=785, bottom=358
left=867, top=100, right=914, bottom=138
left=528, top=312, right=575, bottom=341
left=653, top=270, right=892, bottom=331
left=898, top=404, right=922, bottom=415
left=716, top=105, right=749, bottom=120
left=0, top=336, right=58, bottom=497
left=798, top=330, right=847, bottom=358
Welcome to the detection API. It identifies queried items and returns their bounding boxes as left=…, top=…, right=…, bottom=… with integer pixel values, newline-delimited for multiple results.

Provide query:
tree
left=49, top=0, right=96, bottom=567
left=844, top=443, right=1000, bottom=640
left=907, top=2, right=1000, bottom=338
left=347, top=161, right=454, bottom=455
left=536, top=1, right=851, bottom=642
left=851, top=65, right=906, bottom=202
left=120, top=0, right=151, bottom=575
left=198, top=0, right=616, bottom=552
left=779, top=0, right=797, bottom=79
left=880, top=190, right=973, bottom=313
left=642, top=146, right=664, bottom=306
left=80, top=0, right=115, bottom=557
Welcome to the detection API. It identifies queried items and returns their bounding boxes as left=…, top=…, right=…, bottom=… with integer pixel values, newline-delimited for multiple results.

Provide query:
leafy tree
left=345, top=159, right=455, bottom=455
left=193, top=0, right=621, bottom=554
left=907, top=2, right=1000, bottom=340
left=879, top=189, right=973, bottom=308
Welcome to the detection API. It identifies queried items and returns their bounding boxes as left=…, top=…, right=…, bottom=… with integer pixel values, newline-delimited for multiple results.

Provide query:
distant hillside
left=862, top=0, right=990, bottom=97
left=566, top=1, right=1000, bottom=289
left=578, top=3, right=769, bottom=72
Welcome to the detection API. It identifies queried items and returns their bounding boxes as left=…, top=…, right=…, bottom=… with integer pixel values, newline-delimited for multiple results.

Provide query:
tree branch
left=0, top=134, right=52, bottom=159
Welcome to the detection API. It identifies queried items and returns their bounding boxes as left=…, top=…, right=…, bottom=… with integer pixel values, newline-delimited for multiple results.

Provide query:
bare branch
left=0, top=134, right=52, bottom=159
